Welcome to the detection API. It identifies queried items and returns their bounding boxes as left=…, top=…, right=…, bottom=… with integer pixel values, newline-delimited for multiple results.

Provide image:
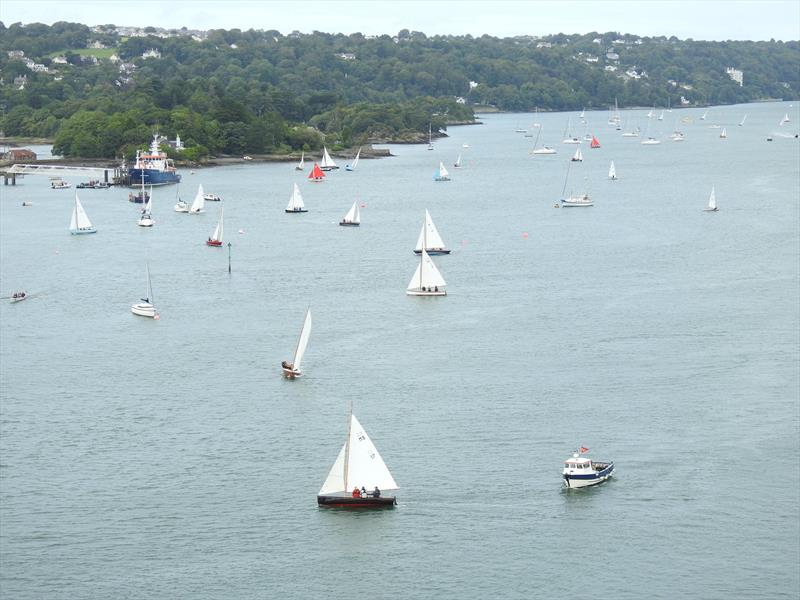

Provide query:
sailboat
left=406, top=247, right=447, bottom=295
left=532, top=107, right=542, bottom=129
left=739, top=114, right=747, bottom=126
left=560, top=161, right=593, bottom=207
left=453, top=153, right=462, bottom=168
left=295, top=150, right=305, bottom=171
left=307, top=163, right=325, bottom=181
left=174, top=183, right=188, bottom=212
left=188, top=184, right=205, bottom=214
left=427, top=123, right=434, bottom=150
left=69, top=192, right=97, bottom=234
left=700, top=109, right=708, bottom=120
left=320, top=146, right=338, bottom=170
left=571, top=147, right=583, bottom=162
left=780, top=113, right=790, bottom=125
left=131, top=263, right=158, bottom=318
left=285, top=182, right=308, bottom=213
left=703, top=186, right=719, bottom=212
left=414, top=209, right=449, bottom=255
left=590, top=135, right=601, bottom=148
left=317, top=406, right=399, bottom=508
left=608, top=161, right=617, bottom=180
left=719, top=128, right=727, bottom=139
left=281, top=308, right=311, bottom=378
left=641, top=118, right=660, bottom=145
left=434, top=162, right=450, bottom=181
left=647, top=106, right=654, bottom=119
left=339, top=200, right=360, bottom=226
left=608, top=98, right=621, bottom=127
left=137, top=191, right=155, bottom=227
left=531, top=127, right=557, bottom=155
left=206, top=207, right=224, bottom=246
left=579, top=107, right=586, bottom=121
left=345, top=147, right=361, bottom=171
left=658, top=110, right=665, bottom=121
left=562, top=117, right=580, bottom=144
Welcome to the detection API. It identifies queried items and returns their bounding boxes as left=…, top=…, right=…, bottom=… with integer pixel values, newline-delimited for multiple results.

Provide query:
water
left=1, top=101, right=798, bottom=599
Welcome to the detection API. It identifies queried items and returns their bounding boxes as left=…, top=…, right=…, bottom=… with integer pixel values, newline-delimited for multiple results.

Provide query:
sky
left=2, top=0, right=799, bottom=42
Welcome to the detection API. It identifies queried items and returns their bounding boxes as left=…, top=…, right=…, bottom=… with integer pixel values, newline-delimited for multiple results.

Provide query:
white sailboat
left=406, top=248, right=447, bottom=295
left=703, top=186, right=718, bottom=212
left=206, top=207, right=224, bottom=246
left=137, top=193, right=155, bottom=227
left=295, top=150, right=305, bottom=171
left=579, top=107, right=586, bottom=121
left=608, top=161, right=617, bottom=180
left=427, top=123, right=434, bottom=150
left=285, top=182, right=307, bottom=213
left=131, top=263, right=158, bottom=318
left=434, top=161, right=450, bottom=181
left=780, top=113, right=790, bottom=125
left=571, top=147, right=583, bottom=162
left=531, top=127, right=557, bottom=155
left=317, top=407, right=399, bottom=508
left=562, top=117, right=580, bottom=144
left=281, top=308, right=312, bottom=378
left=188, top=184, right=205, bottom=214
left=700, top=109, right=708, bottom=120
left=719, top=127, right=727, bottom=139
left=739, top=114, right=747, bottom=126
left=320, top=146, right=338, bottom=170
left=339, top=200, right=360, bottom=226
left=69, top=192, right=97, bottom=234
left=414, top=209, right=449, bottom=255
left=560, top=161, right=593, bottom=207
left=608, top=98, right=621, bottom=127
left=658, top=110, right=665, bottom=121
left=453, top=153, right=462, bottom=168
left=345, top=147, right=361, bottom=171
left=174, top=183, right=188, bottom=212
left=641, top=117, right=660, bottom=145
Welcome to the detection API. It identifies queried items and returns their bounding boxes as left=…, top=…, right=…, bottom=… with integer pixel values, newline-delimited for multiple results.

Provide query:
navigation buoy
left=154, top=314, right=160, bottom=320
left=522, top=232, right=529, bottom=238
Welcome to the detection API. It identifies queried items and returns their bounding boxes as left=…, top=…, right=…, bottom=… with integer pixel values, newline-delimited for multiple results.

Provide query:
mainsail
left=415, top=209, right=446, bottom=252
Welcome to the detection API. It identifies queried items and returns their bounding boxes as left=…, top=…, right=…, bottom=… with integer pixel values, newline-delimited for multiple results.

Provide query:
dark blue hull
left=129, top=169, right=181, bottom=186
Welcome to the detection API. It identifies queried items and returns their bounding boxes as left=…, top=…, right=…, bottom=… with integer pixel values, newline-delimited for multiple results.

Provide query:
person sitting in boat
left=281, top=360, right=293, bottom=370
left=373, top=486, right=381, bottom=498
left=352, top=487, right=361, bottom=498
left=361, top=486, right=367, bottom=497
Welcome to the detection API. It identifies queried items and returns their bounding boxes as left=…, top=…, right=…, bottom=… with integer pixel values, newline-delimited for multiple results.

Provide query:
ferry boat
left=562, top=448, right=613, bottom=488
left=128, top=134, right=181, bottom=187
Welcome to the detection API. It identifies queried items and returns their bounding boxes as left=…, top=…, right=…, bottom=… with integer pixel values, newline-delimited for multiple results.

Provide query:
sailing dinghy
left=703, top=186, right=719, bottom=212
left=407, top=247, right=447, bottom=296
left=345, top=147, right=361, bottom=171
left=286, top=183, right=308, bottom=213
left=571, top=147, right=583, bottom=162
left=339, top=201, right=360, bottom=226
left=308, top=163, right=325, bottom=181
left=608, top=161, right=617, bottom=180
left=317, top=407, right=398, bottom=508
left=454, top=153, right=462, bottom=168
left=207, top=207, right=224, bottom=246
left=131, top=263, right=158, bottom=318
left=295, top=150, right=305, bottom=171
left=414, top=209, right=449, bottom=255
left=320, top=146, right=338, bottom=171
left=434, top=162, right=450, bottom=181
left=69, top=192, right=97, bottom=234
left=188, top=184, right=205, bottom=214
left=282, top=308, right=312, bottom=378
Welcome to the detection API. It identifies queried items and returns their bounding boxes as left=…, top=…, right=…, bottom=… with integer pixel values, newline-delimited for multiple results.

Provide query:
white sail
left=210, top=208, right=224, bottom=242
left=454, top=153, right=462, bottom=167
left=189, top=184, right=205, bottom=213
left=320, top=146, right=337, bottom=169
left=658, top=110, right=665, bottom=121
left=351, top=147, right=361, bottom=169
left=286, top=183, right=305, bottom=211
left=739, top=114, right=747, bottom=126
left=319, top=414, right=398, bottom=495
left=780, top=113, right=790, bottom=125
left=572, top=147, right=583, bottom=161
left=609, top=161, right=617, bottom=180
left=720, top=128, right=727, bottom=138
left=292, top=308, right=312, bottom=372
left=438, top=162, right=449, bottom=179
left=70, top=193, right=94, bottom=232
left=342, top=200, right=360, bottom=224
left=707, top=187, right=717, bottom=210
left=415, top=210, right=446, bottom=251
left=407, top=249, right=447, bottom=291
left=297, top=151, right=305, bottom=169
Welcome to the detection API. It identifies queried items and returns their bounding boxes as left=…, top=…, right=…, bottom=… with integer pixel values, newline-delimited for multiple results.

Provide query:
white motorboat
left=562, top=449, right=614, bottom=488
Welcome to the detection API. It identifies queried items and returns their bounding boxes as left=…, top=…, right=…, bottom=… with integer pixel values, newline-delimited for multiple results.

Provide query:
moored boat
left=562, top=448, right=614, bottom=488
left=131, top=263, right=158, bottom=319
left=128, top=133, right=181, bottom=186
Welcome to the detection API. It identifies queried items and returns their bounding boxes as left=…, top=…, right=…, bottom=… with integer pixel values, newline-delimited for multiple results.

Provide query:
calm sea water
left=1, top=102, right=798, bottom=599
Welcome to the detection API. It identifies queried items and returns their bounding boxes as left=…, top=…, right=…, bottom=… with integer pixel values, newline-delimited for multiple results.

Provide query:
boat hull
left=285, top=208, right=308, bottom=213
left=317, top=495, right=396, bottom=508
left=413, top=249, right=450, bottom=255
left=282, top=367, right=302, bottom=378
left=206, top=239, right=223, bottom=246
left=339, top=221, right=360, bottom=227
left=10, top=295, right=27, bottom=304
left=434, top=177, right=450, bottom=182
left=174, top=205, right=188, bottom=213
left=70, top=228, right=97, bottom=235
left=406, top=289, right=446, bottom=296
left=137, top=219, right=154, bottom=227
left=131, top=303, right=157, bottom=318
left=703, top=208, right=719, bottom=212
left=128, top=169, right=181, bottom=186
left=564, top=464, right=614, bottom=488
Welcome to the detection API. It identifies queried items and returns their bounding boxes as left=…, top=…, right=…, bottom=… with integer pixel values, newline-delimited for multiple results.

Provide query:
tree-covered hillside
left=0, top=21, right=797, bottom=159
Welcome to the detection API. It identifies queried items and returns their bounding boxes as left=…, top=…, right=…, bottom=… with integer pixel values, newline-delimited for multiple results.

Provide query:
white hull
left=174, top=204, right=188, bottom=212
left=406, top=289, right=446, bottom=296
left=703, top=208, right=719, bottom=212
left=532, top=148, right=557, bottom=155
left=131, top=303, right=157, bottom=318
left=137, top=218, right=154, bottom=227
left=563, top=471, right=613, bottom=488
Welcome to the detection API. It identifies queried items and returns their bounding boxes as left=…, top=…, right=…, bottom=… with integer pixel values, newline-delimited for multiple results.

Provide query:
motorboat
left=562, top=449, right=613, bottom=488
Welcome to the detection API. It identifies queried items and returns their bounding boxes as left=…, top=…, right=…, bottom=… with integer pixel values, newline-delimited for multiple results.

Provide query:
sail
left=438, top=162, right=449, bottom=179
left=351, top=147, right=361, bottom=169
left=145, top=263, right=154, bottom=304
left=320, top=146, right=337, bottom=168
left=707, top=187, right=716, bottom=210
left=211, top=208, right=223, bottom=241
left=319, top=413, right=398, bottom=495
left=454, top=154, right=462, bottom=167
left=72, top=194, right=93, bottom=230
left=342, top=201, right=359, bottom=223
left=739, top=115, right=747, bottom=126
left=415, top=210, right=446, bottom=251
left=287, top=183, right=305, bottom=210
left=298, top=151, right=305, bottom=169
left=292, top=308, right=312, bottom=371
left=590, top=136, right=600, bottom=148
left=573, top=147, right=582, bottom=161
left=407, top=249, right=446, bottom=290
left=190, top=184, right=205, bottom=213
left=308, top=163, right=325, bottom=180
left=609, top=161, right=616, bottom=179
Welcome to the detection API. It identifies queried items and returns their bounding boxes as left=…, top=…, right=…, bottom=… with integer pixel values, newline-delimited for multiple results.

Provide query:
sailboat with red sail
left=590, top=135, right=601, bottom=149
left=308, top=163, right=325, bottom=181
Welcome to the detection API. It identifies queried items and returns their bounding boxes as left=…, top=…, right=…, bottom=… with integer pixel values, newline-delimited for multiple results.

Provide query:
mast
left=420, top=221, right=427, bottom=288
left=343, top=400, right=353, bottom=494
left=561, top=160, right=572, bottom=197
